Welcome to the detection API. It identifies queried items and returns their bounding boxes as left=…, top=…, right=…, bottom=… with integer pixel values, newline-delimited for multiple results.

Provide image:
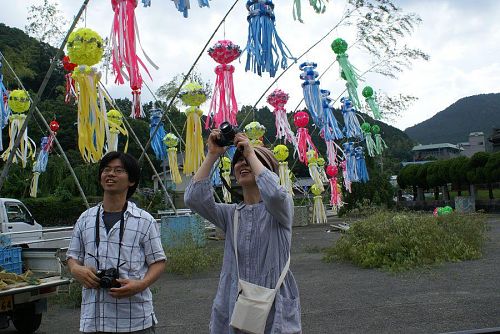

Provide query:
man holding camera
left=67, top=152, right=166, bottom=333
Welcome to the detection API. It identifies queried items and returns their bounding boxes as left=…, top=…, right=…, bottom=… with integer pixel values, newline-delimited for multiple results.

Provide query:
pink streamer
left=206, top=64, right=238, bottom=129
left=111, top=0, right=153, bottom=119
left=341, top=160, right=352, bottom=193
left=296, top=127, right=316, bottom=165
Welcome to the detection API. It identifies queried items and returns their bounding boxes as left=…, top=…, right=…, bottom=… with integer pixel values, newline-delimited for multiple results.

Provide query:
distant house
left=458, top=132, right=486, bottom=157
left=412, top=143, right=462, bottom=161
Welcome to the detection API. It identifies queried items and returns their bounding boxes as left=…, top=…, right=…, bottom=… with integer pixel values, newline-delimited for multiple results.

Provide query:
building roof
left=412, top=143, right=462, bottom=151
left=469, top=132, right=484, bottom=136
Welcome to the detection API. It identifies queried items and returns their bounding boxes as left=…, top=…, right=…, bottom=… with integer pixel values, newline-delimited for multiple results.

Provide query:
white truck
left=0, top=198, right=73, bottom=333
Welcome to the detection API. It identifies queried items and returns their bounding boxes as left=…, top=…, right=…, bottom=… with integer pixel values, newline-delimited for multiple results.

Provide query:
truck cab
left=0, top=198, right=43, bottom=246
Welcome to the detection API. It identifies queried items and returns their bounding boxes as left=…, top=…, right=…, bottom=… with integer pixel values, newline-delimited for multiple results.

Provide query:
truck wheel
left=12, top=303, right=42, bottom=334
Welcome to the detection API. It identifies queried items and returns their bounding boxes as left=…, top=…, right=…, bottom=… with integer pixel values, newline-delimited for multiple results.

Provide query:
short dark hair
left=98, top=152, right=141, bottom=199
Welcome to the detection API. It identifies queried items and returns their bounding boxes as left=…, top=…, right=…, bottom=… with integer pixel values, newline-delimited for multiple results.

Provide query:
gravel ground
left=2, top=215, right=499, bottom=334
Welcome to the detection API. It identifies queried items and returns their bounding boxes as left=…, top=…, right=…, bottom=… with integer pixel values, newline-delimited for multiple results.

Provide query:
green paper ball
left=179, top=82, right=207, bottom=106
left=311, top=184, right=322, bottom=196
left=306, top=149, right=318, bottom=164
left=220, top=156, right=231, bottom=171
left=244, top=121, right=266, bottom=140
left=362, top=86, right=374, bottom=98
left=163, top=133, right=179, bottom=148
left=371, top=124, right=381, bottom=134
left=361, top=122, right=371, bottom=133
left=331, top=38, right=348, bottom=55
left=67, top=28, right=104, bottom=66
left=107, top=109, right=123, bottom=127
left=8, top=89, right=30, bottom=113
left=273, top=144, right=289, bottom=162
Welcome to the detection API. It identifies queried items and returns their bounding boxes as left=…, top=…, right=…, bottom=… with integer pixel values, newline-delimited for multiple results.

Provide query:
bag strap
left=233, top=209, right=290, bottom=292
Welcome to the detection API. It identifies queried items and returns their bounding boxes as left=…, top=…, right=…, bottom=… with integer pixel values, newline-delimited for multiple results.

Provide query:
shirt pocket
left=119, top=240, right=144, bottom=276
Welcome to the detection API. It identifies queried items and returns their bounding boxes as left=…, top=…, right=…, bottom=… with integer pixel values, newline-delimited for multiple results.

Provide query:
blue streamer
left=211, top=159, right=222, bottom=186
left=299, top=62, right=323, bottom=127
left=320, top=89, right=343, bottom=141
left=341, top=97, right=362, bottom=139
left=149, top=109, right=168, bottom=161
left=355, top=146, right=369, bottom=183
left=342, top=142, right=358, bottom=183
left=173, top=0, right=210, bottom=17
left=142, top=0, right=151, bottom=7
left=33, top=137, right=49, bottom=173
left=245, top=0, right=294, bottom=77
left=198, top=0, right=210, bottom=7
left=0, top=61, right=10, bottom=152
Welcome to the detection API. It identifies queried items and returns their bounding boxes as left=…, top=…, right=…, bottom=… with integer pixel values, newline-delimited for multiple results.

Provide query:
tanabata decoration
left=342, top=141, right=357, bottom=183
left=111, top=0, right=158, bottom=119
left=244, top=121, right=266, bottom=146
left=273, top=144, right=293, bottom=195
left=317, top=157, right=328, bottom=183
left=0, top=61, right=10, bottom=152
left=434, top=206, right=453, bottom=217
left=219, top=156, right=232, bottom=203
left=371, top=124, right=387, bottom=155
left=206, top=40, right=241, bottom=129
left=294, top=110, right=317, bottom=164
left=62, top=55, right=77, bottom=104
left=30, top=120, right=58, bottom=198
left=267, top=89, right=297, bottom=150
left=106, top=109, right=128, bottom=152
left=163, top=133, right=182, bottom=185
left=340, top=70, right=361, bottom=110
left=67, top=28, right=108, bottom=163
left=142, top=0, right=151, bottom=6
left=355, top=146, right=369, bottom=183
left=292, top=0, right=327, bottom=23
left=362, top=86, right=381, bottom=120
left=341, top=97, right=362, bottom=139
left=307, top=149, right=324, bottom=192
left=331, top=38, right=361, bottom=109
left=311, top=184, right=327, bottom=225
left=361, top=122, right=376, bottom=157
left=299, top=62, right=323, bottom=127
left=173, top=0, right=210, bottom=18
left=1, top=89, right=35, bottom=168
left=245, top=0, right=294, bottom=77
left=180, top=82, right=206, bottom=175
left=340, top=160, right=351, bottom=193
left=326, top=164, right=343, bottom=208
left=149, top=109, right=168, bottom=161
left=320, top=89, right=343, bottom=141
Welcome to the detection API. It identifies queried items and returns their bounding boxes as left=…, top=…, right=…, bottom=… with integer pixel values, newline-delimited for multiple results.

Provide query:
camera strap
left=94, top=202, right=127, bottom=270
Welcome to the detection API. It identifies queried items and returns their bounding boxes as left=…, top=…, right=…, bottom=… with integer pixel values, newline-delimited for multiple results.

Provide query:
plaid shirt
left=67, top=201, right=166, bottom=333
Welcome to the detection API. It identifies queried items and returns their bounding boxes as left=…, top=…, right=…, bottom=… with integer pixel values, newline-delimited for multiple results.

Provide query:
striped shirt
left=67, top=201, right=166, bottom=333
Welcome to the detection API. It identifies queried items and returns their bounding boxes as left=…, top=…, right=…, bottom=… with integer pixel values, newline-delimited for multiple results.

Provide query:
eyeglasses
left=102, top=167, right=127, bottom=175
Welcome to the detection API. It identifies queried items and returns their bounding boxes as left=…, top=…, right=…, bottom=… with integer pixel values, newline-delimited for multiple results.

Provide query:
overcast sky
left=1, top=0, right=499, bottom=134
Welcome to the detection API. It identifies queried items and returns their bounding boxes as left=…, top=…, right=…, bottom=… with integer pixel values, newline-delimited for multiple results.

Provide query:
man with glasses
left=67, top=151, right=166, bottom=333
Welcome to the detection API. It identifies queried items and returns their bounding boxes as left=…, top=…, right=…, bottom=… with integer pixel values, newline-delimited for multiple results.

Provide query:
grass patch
left=49, top=281, right=82, bottom=308
left=323, top=211, right=487, bottom=272
left=164, top=238, right=223, bottom=277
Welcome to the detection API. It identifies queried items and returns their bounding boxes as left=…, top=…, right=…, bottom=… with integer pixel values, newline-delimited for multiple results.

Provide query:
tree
left=156, top=72, right=211, bottom=109
left=25, top=0, right=68, bottom=47
left=467, top=152, right=491, bottom=199
left=485, top=152, right=500, bottom=199
left=448, top=156, right=469, bottom=196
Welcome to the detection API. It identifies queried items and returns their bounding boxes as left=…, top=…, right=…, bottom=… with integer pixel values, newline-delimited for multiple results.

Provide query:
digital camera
left=96, top=268, right=120, bottom=289
left=214, top=122, right=239, bottom=147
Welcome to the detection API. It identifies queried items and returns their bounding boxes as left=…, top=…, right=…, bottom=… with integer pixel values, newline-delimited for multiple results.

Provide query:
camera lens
left=219, top=122, right=231, bottom=134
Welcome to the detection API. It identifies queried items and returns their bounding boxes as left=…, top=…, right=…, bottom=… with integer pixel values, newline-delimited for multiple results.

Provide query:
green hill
left=404, top=93, right=500, bottom=145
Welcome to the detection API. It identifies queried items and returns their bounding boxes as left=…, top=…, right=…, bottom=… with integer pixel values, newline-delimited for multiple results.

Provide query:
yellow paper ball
left=273, top=144, right=289, bottom=161
left=220, top=156, right=231, bottom=171
left=244, top=121, right=266, bottom=140
left=67, top=28, right=104, bottom=66
left=317, top=157, right=325, bottom=167
left=311, top=184, right=323, bottom=195
left=8, top=90, right=30, bottom=113
left=306, top=150, right=318, bottom=164
left=179, top=82, right=207, bottom=106
left=107, top=109, right=123, bottom=127
left=163, top=133, right=179, bottom=148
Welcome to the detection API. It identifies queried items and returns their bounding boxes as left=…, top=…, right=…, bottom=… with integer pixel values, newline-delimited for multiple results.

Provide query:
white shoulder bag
left=229, top=209, right=290, bottom=334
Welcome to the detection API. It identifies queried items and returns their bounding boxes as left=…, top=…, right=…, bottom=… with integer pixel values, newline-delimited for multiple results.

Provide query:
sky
left=1, top=0, right=499, bottom=133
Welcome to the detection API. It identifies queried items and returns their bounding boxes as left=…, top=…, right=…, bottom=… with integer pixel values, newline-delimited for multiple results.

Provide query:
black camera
left=96, top=268, right=120, bottom=289
left=214, top=122, right=239, bottom=147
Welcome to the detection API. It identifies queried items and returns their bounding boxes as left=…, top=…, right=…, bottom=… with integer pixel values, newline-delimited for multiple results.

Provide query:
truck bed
left=0, top=276, right=71, bottom=297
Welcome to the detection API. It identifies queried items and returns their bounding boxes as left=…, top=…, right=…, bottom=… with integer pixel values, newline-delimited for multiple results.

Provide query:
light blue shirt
left=185, top=169, right=302, bottom=333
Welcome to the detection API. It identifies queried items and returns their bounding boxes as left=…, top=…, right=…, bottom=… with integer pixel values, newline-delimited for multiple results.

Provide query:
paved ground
left=3, top=216, right=500, bottom=333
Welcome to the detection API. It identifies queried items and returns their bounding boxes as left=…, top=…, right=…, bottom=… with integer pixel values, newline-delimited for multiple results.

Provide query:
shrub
left=24, top=197, right=87, bottom=226
left=323, top=210, right=487, bottom=272
left=164, top=238, right=222, bottom=277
